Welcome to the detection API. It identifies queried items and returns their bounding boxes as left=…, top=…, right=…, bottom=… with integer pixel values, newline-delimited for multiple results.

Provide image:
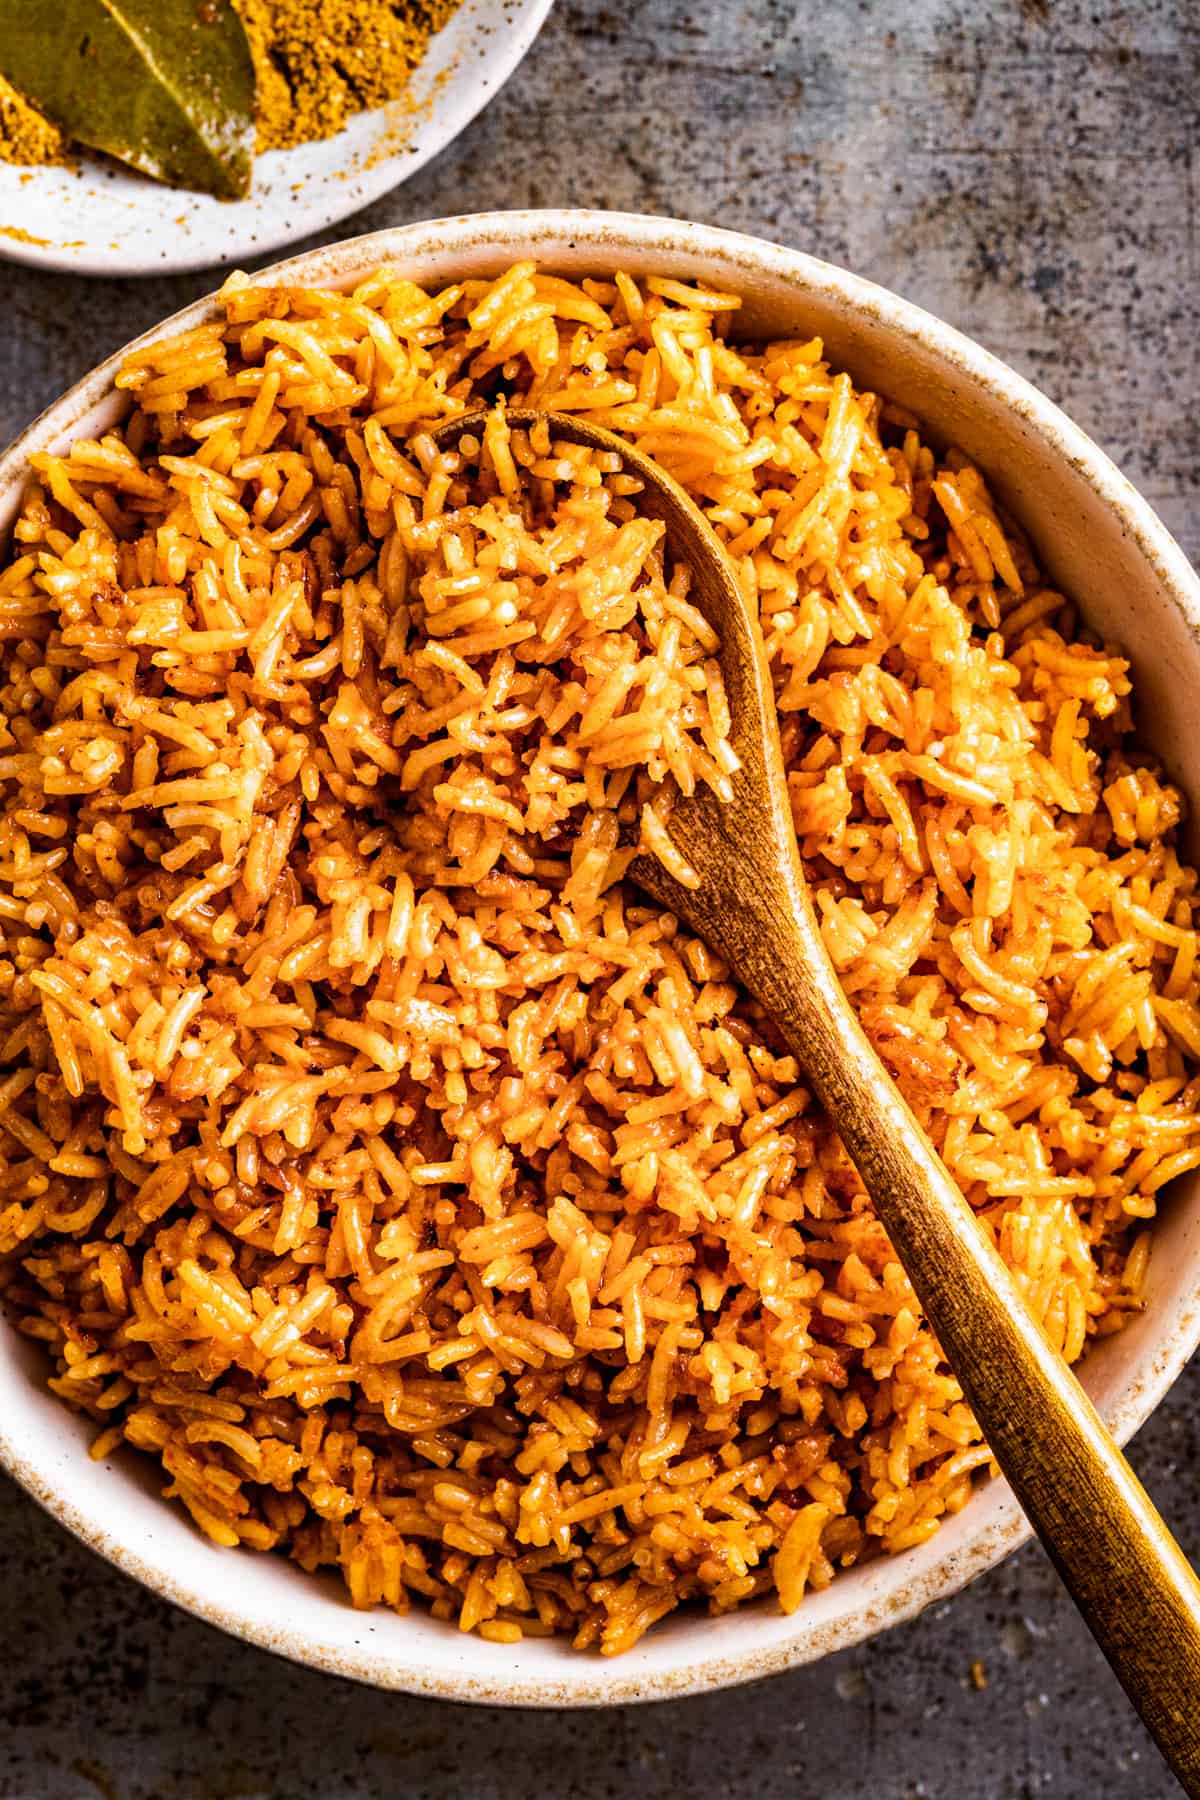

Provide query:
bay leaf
left=0, top=0, right=255, bottom=199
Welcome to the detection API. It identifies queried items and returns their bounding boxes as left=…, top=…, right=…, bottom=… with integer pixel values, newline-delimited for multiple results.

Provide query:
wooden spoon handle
left=758, top=922, right=1200, bottom=1788
left=490, top=403, right=1200, bottom=1772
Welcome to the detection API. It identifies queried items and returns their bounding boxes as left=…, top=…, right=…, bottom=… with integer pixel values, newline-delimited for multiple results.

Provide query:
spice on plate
left=239, top=0, right=463, bottom=152
left=0, top=74, right=71, bottom=169
left=0, top=0, right=462, bottom=191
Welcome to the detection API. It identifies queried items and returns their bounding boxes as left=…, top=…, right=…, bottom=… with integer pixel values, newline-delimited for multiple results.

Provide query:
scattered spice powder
left=0, top=0, right=461, bottom=176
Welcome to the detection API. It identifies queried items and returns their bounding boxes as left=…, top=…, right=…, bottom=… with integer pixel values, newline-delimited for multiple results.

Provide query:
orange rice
left=0, top=262, right=1198, bottom=1654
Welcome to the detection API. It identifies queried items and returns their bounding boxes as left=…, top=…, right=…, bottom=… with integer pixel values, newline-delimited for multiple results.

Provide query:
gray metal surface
left=0, top=0, right=1196, bottom=1793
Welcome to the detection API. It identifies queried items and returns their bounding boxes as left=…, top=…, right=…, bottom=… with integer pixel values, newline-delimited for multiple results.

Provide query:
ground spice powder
left=0, top=0, right=461, bottom=172
left=0, top=74, right=71, bottom=168
left=239, top=0, right=462, bottom=151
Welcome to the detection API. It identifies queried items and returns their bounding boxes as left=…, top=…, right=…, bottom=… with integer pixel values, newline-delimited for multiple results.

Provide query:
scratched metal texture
left=0, top=0, right=1197, bottom=1794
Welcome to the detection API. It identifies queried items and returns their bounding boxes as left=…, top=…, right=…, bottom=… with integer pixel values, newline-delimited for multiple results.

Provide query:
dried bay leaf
left=0, top=0, right=255, bottom=198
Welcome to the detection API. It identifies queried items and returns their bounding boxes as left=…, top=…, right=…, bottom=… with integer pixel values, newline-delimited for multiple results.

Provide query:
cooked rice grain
left=0, top=263, right=1197, bottom=1654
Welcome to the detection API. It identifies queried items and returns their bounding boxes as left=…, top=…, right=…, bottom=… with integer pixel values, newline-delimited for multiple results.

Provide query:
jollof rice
left=0, top=262, right=1197, bottom=1654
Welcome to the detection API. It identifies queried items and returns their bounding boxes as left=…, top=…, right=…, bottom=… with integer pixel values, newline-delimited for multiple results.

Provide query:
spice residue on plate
left=0, top=0, right=463, bottom=193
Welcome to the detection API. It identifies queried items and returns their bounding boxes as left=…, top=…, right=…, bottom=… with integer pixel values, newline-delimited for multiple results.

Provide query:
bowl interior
left=2, top=212, right=1199, bottom=1704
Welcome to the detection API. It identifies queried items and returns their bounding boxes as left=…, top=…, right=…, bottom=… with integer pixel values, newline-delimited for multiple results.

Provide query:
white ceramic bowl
left=0, top=1, right=554, bottom=278
left=2, top=211, right=1199, bottom=1706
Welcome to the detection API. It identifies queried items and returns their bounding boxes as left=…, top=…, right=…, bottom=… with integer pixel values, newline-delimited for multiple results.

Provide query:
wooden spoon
left=432, top=409, right=1200, bottom=1790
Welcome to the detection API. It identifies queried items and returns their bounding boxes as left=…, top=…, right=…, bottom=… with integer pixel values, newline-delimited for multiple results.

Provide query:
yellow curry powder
left=0, top=0, right=462, bottom=171
left=0, top=74, right=71, bottom=169
left=239, top=0, right=463, bottom=152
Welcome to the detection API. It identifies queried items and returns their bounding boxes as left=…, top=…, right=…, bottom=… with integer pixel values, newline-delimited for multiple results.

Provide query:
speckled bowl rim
left=1, top=210, right=1199, bottom=1707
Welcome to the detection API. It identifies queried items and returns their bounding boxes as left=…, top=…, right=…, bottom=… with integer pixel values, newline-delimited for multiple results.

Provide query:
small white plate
left=0, top=0, right=554, bottom=278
